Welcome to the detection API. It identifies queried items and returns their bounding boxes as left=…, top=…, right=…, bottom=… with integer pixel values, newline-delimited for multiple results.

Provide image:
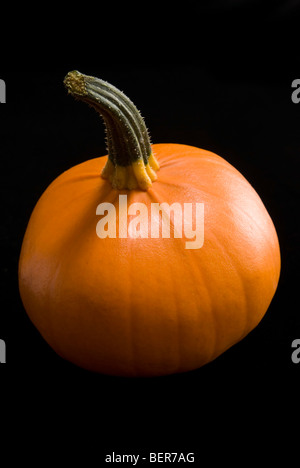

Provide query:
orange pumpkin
left=18, top=71, right=281, bottom=377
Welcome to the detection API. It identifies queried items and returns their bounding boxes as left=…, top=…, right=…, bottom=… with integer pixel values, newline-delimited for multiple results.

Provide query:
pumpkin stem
left=64, top=71, right=159, bottom=190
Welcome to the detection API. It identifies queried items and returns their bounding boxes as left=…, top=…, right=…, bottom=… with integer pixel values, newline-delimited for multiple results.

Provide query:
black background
left=1, top=1, right=300, bottom=464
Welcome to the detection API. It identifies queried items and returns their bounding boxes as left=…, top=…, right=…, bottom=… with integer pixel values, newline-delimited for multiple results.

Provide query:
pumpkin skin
left=18, top=142, right=280, bottom=377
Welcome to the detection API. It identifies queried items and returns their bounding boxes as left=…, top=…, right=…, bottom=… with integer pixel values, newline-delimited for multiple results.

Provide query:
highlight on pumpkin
left=64, top=71, right=160, bottom=191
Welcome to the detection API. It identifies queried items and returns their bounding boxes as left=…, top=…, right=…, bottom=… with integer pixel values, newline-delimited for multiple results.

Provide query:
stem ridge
left=64, top=71, right=159, bottom=190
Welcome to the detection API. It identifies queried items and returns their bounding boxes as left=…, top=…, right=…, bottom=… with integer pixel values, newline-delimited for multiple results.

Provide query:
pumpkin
left=18, top=71, right=281, bottom=377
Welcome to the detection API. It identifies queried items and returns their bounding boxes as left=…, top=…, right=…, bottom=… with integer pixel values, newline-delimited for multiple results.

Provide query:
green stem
left=64, top=71, right=159, bottom=190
